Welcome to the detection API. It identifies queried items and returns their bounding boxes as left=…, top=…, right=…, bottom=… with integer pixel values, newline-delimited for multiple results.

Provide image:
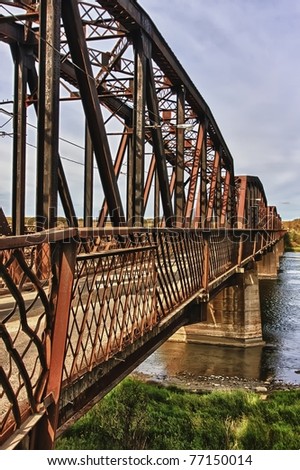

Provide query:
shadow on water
left=136, top=253, right=300, bottom=385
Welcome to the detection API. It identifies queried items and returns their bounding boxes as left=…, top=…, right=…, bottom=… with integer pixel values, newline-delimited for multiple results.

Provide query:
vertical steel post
left=202, top=231, right=210, bottom=291
left=238, top=233, right=244, bottom=265
left=146, top=59, right=174, bottom=226
left=220, top=170, right=231, bottom=227
left=175, top=86, right=185, bottom=226
left=237, top=176, right=247, bottom=229
left=84, top=122, right=94, bottom=227
left=200, top=123, right=208, bottom=228
left=131, top=32, right=146, bottom=227
left=206, top=149, right=220, bottom=226
left=229, top=170, right=236, bottom=228
left=185, top=123, right=204, bottom=226
left=11, top=45, right=27, bottom=235
left=154, top=167, right=160, bottom=226
left=36, top=0, right=61, bottom=229
left=36, top=238, right=76, bottom=449
left=27, top=64, right=78, bottom=227
left=127, top=132, right=134, bottom=225
left=216, top=153, right=222, bottom=224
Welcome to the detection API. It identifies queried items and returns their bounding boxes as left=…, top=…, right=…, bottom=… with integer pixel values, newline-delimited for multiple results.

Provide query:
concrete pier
left=257, top=237, right=284, bottom=279
left=174, top=266, right=264, bottom=347
left=171, top=241, right=285, bottom=347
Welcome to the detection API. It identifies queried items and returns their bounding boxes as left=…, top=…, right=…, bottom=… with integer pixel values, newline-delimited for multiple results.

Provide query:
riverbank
left=56, top=376, right=300, bottom=450
left=131, top=370, right=300, bottom=395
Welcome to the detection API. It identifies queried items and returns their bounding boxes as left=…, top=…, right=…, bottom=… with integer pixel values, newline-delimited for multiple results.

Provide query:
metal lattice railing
left=62, top=229, right=207, bottom=383
left=0, top=227, right=283, bottom=447
left=0, top=243, right=52, bottom=444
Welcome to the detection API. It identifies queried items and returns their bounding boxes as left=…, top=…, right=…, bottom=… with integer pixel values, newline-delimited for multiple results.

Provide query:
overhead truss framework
left=0, top=0, right=260, bottom=232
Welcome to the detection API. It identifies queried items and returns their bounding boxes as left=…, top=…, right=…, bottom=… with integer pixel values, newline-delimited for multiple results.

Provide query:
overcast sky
left=0, top=0, right=299, bottom=221
left=139, top=0, right=300, bottom=221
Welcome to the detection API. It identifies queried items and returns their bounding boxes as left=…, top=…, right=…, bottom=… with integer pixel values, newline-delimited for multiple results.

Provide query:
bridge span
left=0, top=0, right=284, bottom=449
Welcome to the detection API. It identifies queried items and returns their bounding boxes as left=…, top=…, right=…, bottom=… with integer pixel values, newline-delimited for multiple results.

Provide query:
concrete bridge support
left=171, top=240, right=285, bottom=347
left=172, top=265, right=264, bottom=347
left=257, top=238, right=284, bottom=279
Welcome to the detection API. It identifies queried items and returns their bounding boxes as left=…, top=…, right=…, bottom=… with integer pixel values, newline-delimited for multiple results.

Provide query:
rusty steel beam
left=98, top=130, right=129, bottom=227
left=84, top=123, right=94, bottom=227
left=185, top=123, right=204, bottom=225
left=175, top=86, right=185, bottom=225
left=199, top=130, right=208, bottom=227
left=146, top=57, right=174, bottom=226
left=227, top=171, right=236, bottom=227
left=0, top=20, right=36, bottom=46
left=143, top=153, right=156, bottom=214
left=220, top=170, right=231, bottom=226
left=236, top=176, right=247, bottom=228
left=130, top=32, right=147, bottom=226
left=61, top=0, right=125, bottom=227
left=216, top=158, right=222, bottom=222
left=197, top=125, right=209, bottom=228
left=246, top=175, right=268, bottom=206
left=25, top=52, right=79, bottom=228
left=35, top=240, right=76, bottom=449
left=57, top=159, right=79, bottom=228
left=236, top=175, right=269, bottom=229
left=154, top=166, right=160, bottom=226
left=0, top=207, right=12, bottom=236
left=159, top=170, right=177, bottom=227
left=35, top=0, right=61, bottom=229
left=126, top=131, right=134, bottom=223
left=11, top=44, right=27, bottom=235
left=206, top=149, right=220, bottom=225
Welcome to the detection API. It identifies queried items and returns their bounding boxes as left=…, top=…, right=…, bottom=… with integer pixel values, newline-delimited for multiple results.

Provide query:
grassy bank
left=56, top=378, right=300, bottom=450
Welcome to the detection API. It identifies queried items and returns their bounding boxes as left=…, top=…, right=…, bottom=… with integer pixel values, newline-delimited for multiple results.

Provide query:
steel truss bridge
left=0, top=0, right=283, bottom=449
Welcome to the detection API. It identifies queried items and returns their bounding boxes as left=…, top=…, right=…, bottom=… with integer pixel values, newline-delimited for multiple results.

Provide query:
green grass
left=55, top=378, right=300, bottom=450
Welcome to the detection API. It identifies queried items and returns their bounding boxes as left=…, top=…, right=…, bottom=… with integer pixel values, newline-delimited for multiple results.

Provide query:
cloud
left=140, top=0, right=300, bottom=220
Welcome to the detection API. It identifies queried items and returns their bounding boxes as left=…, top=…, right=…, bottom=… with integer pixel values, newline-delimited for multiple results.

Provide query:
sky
left=138, top=0, right=300, bottom=221
left=0, top=0, right=299, bottom=221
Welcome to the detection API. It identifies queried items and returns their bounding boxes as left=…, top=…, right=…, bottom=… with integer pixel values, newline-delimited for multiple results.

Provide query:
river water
left=136, top=252, right=300, bottom=385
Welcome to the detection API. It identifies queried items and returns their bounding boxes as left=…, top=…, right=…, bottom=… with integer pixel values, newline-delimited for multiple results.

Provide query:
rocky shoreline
left=131, top=370, right=300, bottom=395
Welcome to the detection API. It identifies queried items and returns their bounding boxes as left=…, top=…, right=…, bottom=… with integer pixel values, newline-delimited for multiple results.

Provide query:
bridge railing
left=0, top=227, right=284, bottom=448
left=0, top=229, right=73, bottom=448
